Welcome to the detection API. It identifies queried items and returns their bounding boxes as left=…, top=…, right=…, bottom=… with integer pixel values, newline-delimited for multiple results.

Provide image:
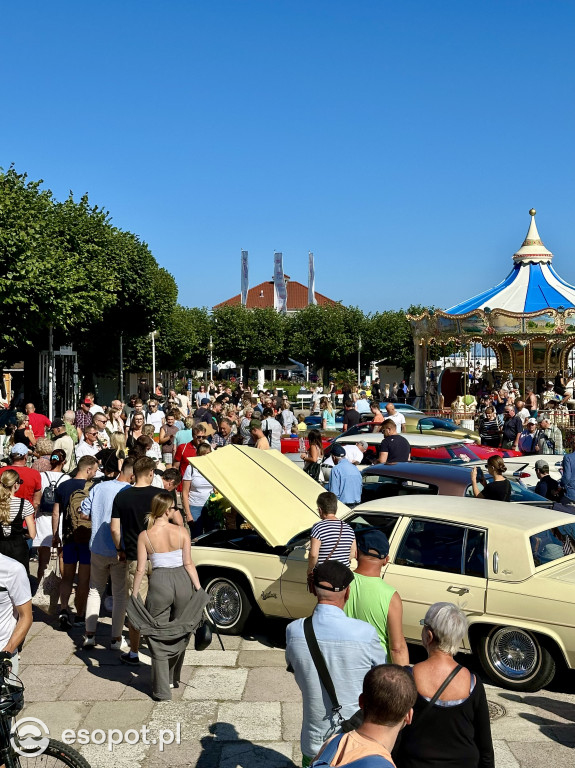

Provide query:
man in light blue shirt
left=561, top=452, right=575, bottom=505
left=286, top=561, right=387, bottom=765
left=327, top=444, right=362, bottom=507
left=80, top=457, right=134, bottom=650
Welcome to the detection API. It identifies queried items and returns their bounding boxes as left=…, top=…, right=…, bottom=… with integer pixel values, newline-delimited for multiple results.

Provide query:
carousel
left=409, top=209, right=575, bottom=408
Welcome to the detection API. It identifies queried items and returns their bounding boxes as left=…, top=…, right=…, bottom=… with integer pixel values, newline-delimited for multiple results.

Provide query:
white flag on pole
left=241, top=250, right=249, bottom=306
left=273, top=252, right=287, bottom=314
left=308, top=251, right=317, bottom=305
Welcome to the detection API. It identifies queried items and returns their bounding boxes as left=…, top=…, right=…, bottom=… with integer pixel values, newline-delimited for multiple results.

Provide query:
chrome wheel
left=205, top=577, right=244, bottom=629
left=488, top=627, right=539, bottom=679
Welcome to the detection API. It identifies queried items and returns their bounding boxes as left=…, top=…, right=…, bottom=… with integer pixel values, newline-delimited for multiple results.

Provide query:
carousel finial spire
left=513, top=208, right=553, bottom=264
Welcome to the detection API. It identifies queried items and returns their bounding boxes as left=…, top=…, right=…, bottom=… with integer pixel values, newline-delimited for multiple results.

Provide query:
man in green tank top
left=344, top=529, right=410, bottom=665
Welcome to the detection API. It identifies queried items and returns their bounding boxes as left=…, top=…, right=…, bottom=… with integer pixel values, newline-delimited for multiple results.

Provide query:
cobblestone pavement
left=17, top=608, right=575, bottom=768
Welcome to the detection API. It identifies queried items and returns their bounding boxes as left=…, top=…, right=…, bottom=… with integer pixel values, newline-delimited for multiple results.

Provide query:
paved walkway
left=18, top=608, right=575, bottom=768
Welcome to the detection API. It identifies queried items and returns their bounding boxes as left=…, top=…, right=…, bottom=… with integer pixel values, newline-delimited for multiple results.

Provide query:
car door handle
left=447, top=586, right=469, bottom=596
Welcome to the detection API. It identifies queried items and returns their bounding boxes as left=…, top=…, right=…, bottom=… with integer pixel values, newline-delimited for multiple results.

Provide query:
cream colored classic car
left=190, top=445, right=575, bottom=692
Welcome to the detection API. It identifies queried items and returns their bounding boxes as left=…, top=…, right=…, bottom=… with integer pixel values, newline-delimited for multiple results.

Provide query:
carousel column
left=414, top=339, right=427, bottom=410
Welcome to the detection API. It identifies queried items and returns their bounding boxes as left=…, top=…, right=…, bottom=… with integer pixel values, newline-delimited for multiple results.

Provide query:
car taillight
left=518, top=472, right=531, bottom=478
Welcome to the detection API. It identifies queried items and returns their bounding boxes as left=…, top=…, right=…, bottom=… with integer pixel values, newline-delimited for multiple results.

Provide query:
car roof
left=354, top=495, right=574, bottom=535
left=336, top=433, right=464, bottom=447
left=360, top=462, right=474, bottom=484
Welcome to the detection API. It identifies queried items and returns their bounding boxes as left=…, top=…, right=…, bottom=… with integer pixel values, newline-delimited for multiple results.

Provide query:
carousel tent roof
left=446, top=210, right=575, bottom=315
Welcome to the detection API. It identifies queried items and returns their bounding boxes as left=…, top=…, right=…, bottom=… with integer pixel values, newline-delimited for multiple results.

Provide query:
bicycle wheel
left=13, top=739, right=91, bottom=768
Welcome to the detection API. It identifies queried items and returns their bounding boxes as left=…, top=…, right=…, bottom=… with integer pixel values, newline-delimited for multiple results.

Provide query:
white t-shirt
left=75, top=440, right=99, bottom=460
left=261, top=418, right=283, bottom=450
left=0, top=553, right=31, bottom=650
left=344, top=445, right=364, bottom=464
left=386, top=412, right=406, bottom=432
left=146, top=411, right=165, bottom=433
left=517, top=407, right=530, bottom=422
left=183, top=465, right=213, bottom=507
left=89, top=405, right=105, bottom=415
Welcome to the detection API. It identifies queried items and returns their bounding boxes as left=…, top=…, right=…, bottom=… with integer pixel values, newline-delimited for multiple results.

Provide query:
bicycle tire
left=13, top=739, right=91, bottom=768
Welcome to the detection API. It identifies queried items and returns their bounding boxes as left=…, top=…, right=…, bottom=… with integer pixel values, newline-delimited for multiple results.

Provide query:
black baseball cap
left=331, top=444, right=346, bottom=458
left=313, top=561, right=354, bottom=592
left=51, top=418, right=65, bottom=429
left=356, top=529, right=390, bottom=559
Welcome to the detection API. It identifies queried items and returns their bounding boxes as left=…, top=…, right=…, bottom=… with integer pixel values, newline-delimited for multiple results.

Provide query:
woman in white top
left=0, top=469, right=37, bottom=572
left=33, top=449, right=69, bottom=582
left=181, top=443, right=213, bottom=537
left=132, top=492, right=201, bottom=700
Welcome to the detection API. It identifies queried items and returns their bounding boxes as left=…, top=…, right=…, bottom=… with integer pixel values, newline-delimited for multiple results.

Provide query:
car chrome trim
left=488, top=627, right=539, bottom=679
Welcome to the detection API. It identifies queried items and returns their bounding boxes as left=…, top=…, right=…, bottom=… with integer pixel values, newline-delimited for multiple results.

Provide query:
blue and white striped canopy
left=446, top=211, right=575, bottom=315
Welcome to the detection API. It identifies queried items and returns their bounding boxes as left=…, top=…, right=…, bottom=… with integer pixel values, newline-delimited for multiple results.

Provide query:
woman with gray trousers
left=128, top=491, right=208, bottom=700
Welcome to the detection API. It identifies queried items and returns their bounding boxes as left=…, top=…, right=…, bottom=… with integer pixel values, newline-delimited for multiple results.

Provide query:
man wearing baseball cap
left=0, top=444, right=42, bottom=511
left=344, top=529, right=409, bottom=665
left=517, top=417, right=538, bottom=454
left=286, top=560, right=386, bottom=766
left=327, top=444, right=362, bottom=507
left=534, top=460, right=560, bottom=501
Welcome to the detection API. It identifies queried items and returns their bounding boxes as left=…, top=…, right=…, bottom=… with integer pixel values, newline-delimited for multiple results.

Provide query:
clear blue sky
left=2, top=1, right=574, bottom=314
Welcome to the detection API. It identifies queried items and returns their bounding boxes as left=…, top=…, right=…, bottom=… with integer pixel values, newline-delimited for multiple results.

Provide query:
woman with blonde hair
left=131, top=491, right=202, bottom=700
left=96, top=432, right=127, bottom=476
left=126, top=412, right=145, bottom=449
left=14, top=413, right=36, bottom=450
left=32, top=437, right=55, bottom=472
left=0, top=469, right=37, bottom=571
left=107, top=407, right=125, bottom=434
left=320, top=397, right=336, bottom=430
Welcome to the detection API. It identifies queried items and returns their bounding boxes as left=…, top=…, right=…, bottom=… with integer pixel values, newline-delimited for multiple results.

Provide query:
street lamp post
left=357, top=335, right=362, bottom=387
left=150, top=329, right=157, bottom=393
left=208, top=336, right=214, bottom=382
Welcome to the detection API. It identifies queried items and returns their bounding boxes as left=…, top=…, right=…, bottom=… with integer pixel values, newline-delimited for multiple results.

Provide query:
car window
left=395, top=519, right=465, bottom=574
left=464, top=478, right=549, bottom=504
left=346, top=512, right=400, bottom=541
left=361, top=474, right=438, bottom=503
left=530, top=524, right=575, bottom=567
left=465, top=528, right=486, bottom=578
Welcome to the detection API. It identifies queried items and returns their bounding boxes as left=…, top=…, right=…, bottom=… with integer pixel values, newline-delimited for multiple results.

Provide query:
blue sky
left=2, top=1, right=574, bottom=313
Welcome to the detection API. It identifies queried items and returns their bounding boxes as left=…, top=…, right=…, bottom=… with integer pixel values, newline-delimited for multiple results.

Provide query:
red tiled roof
left=213, top=279, right=339, bottom=310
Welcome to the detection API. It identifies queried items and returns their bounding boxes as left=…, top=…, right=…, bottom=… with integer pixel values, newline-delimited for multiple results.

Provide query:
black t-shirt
left=55, top=478, right=90, bottom=545
left=343, top=409, right=360, bottom=429
left=482, top=479, right=511, bottom=501
left=534, top=475, right=560, bottom=501
left=111, top=486, right=162, bottom=561
left=379, top=434, right=411, bottom=463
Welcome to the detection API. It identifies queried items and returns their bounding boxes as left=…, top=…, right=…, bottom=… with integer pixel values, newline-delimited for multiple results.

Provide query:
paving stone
left=19, top=665, right=82, bottom=701
left=508, top=740, right=575, bottom=768
left=21, top=633, right=77, bottom=664
left=493, top=740, right=520, bottom=768
left=548, top=724, right=575, bottom=745
left=243, top=667, right=300, bottom=702
left=241, top=637, right=282, bottom=651
left=21, top=701, right=91, bottom=739
left=212, top=634, right=242, bottom=650
left=184, top=649, right=238, bottom=666
left=238, top=650, right=288, bottom=667
left=147, top=700, right=218, bottom=742
left=81, top=700, right=155, bottom=731
left=216, top=702, right=282, bottom=741
left=120, top=665, right=193, bottom=701
left=220, top=739, right=294, bottom=768
left=183, top=667, right=248, bottom=701
left=282, top=702, right=302, bottom=742
left=58, top=667, right=138, bottom=700
left=80, top=740, right=150, bottom=768
left=490, top=717, right=555, bottom=742
left=144, top=737, right=219, bottom=767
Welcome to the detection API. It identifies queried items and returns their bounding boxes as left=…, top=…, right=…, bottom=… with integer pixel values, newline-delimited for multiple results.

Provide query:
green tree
left=285, top=304, right=366, bottom=382
left=361, top=310, right=416, bottom=379
left=211, top=306, right=286, bottom=379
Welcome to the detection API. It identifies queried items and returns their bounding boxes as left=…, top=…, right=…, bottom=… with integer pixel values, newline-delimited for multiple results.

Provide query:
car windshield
left=530, top=524, right=575, bottom=566
left=418, top=418, right=457, bottom=432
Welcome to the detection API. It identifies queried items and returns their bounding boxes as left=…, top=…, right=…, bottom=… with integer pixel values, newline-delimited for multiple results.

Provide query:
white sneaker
left=110, top=638, right=129, bottom=652
left=82, top=635, right=96, bottom=648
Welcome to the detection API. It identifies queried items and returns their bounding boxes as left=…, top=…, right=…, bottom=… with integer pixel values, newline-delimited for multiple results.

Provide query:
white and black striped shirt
left=310, top=519, right=356, bottom=567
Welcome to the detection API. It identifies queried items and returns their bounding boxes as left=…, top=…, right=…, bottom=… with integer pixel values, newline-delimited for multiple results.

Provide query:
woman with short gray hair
left=393, top=602, right=494, bottom=768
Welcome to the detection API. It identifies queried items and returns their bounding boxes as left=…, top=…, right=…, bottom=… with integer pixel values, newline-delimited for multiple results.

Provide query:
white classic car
left=190, top=445, right=575, bottom=692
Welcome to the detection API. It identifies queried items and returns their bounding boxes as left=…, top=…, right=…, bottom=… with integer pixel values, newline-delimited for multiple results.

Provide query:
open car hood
left=188, top=445, right=349, bottom=548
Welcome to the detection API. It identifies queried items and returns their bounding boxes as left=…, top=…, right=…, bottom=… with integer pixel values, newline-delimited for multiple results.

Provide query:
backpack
left=311, top=734, right=394, bottom=768
left=39, top=473, right=62, bottom=515
left=67, top=480, right=95, bottom=544
left=261, top=419, right=273, bottom=447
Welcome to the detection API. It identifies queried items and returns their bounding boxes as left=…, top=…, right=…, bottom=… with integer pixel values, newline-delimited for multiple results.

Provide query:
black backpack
left=39, top=473, right=63, bottom=515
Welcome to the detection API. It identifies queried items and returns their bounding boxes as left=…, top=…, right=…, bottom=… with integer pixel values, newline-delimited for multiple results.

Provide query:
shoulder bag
left=303, top=614, right=363, bottom=732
